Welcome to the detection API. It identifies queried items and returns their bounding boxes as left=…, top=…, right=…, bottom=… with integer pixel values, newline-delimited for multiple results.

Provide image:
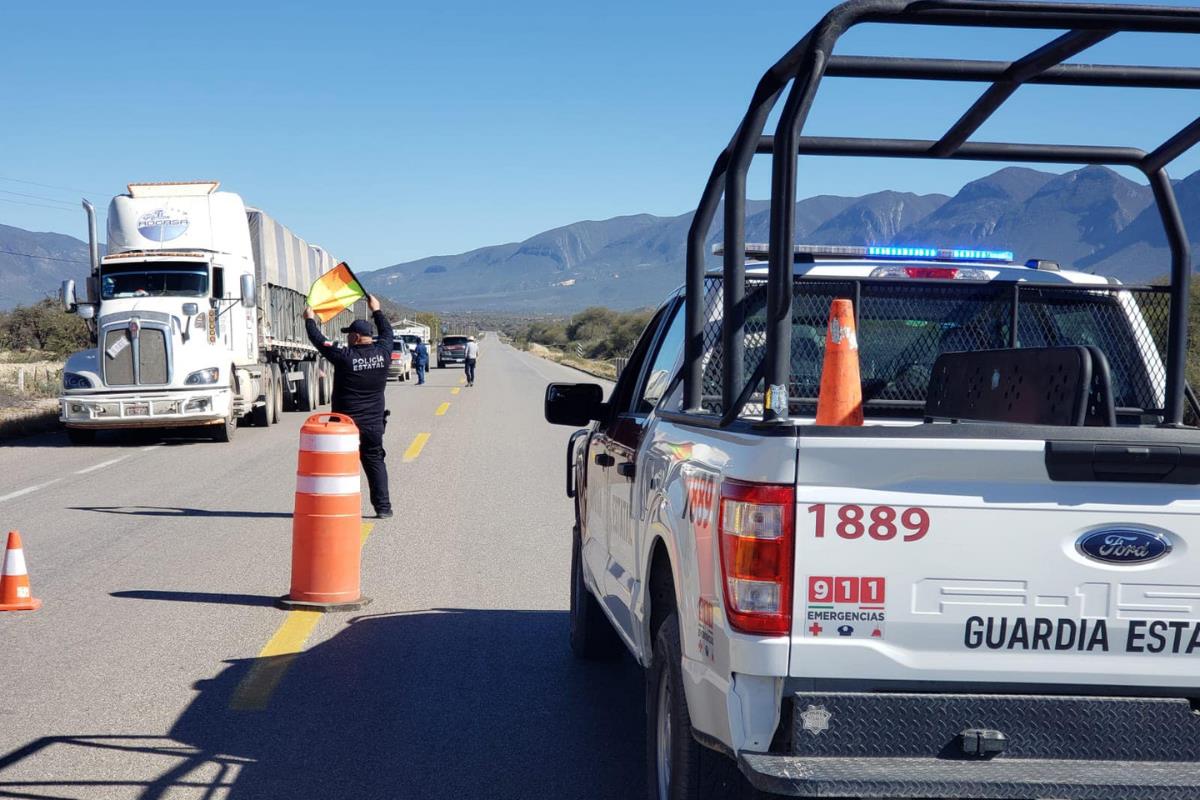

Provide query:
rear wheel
left=646, top=612, right=753, bottom=800
left=66, top=427, right=96, bottom=445
left=569, top=526, right=622, bottom=660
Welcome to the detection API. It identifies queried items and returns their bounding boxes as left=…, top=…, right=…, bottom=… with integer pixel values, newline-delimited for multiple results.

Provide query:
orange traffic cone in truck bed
left=815, top=298, right=864, bottom=427
left=0, top=530, right=41, bottom=611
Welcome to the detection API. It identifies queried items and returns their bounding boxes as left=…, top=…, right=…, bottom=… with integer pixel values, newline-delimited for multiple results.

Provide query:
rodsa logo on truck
left=545, top=3, right=1200, bottom=798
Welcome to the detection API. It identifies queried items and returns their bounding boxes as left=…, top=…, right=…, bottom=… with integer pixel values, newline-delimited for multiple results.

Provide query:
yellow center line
left=403, top=432, right=431, bottom=462
left=435, top=402, right=450, bottom=416
left=450, top=387, right=460, bottom=395
left=230, top=522, right=375, bottom=711
left=460, top=377, right=467, bottom=385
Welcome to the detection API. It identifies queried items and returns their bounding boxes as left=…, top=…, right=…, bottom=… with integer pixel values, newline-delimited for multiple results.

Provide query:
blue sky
left=2, top=0, right=1199, bottom=270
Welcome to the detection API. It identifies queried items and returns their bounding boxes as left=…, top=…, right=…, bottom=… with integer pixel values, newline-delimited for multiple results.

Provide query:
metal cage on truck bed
left=677, top=0, right=1200, bottom=428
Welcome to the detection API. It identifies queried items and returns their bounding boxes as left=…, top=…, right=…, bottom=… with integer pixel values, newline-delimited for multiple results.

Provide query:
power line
left=0, top=196, right=82, bottom=213
left=0, top=247, right=89, bottom=264
left=0, top=174, right=109, bottom=198
left=0, top=188, right=79, bottom=207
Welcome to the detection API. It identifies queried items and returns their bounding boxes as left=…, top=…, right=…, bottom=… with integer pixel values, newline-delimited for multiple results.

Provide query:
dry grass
left=0, top=351, right=63, bottom=440
left=527, top=343, right=618, bottom=381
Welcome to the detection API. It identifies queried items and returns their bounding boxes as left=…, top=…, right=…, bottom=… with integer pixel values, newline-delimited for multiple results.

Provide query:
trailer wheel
left=297, top=361, right=318, bottom=412
left=252, top=368, right=273, bottom=427
left=281, top=362, right=296, bottom=412
left=66, top=428, right=96, bottom=445
left=317, top=367, right=331, bottom=406
left=270, top=363, right=284, bottom=422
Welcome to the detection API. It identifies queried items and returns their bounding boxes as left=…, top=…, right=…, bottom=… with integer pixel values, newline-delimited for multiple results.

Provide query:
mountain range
left=367, top=165, right=1200, bottom=312
left=4, top=165, right=1200, bottom=312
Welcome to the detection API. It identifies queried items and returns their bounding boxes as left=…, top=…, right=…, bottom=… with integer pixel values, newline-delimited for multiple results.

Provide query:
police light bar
left=717, top=243, right=1015, bottom=263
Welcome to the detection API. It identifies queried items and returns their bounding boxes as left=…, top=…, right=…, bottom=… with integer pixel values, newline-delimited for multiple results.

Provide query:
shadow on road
left=71, top=506, right=293, bottom=519
left=112, top=590, right=280, bottom=607
left=1, top=427, right=228, bottom=449
left=0, top=609, right=646, bottom=799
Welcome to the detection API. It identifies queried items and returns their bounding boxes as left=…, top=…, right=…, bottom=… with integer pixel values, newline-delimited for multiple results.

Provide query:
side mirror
left=61, top=279, right=77, bottom=312
left=182, top=302, right=199, bottom=316
left=77, top=304, right=96, bottom=320
left=240, top=274, right=257, bottom=306
left=545, top=382, right=604, bottom=426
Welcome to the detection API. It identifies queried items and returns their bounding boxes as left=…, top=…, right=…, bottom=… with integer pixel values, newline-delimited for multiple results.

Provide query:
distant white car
left=387, top=343, right=413, bottom=382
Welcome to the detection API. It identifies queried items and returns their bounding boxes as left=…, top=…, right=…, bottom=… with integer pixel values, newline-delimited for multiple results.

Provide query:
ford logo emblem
left=1077, top=528, right=1171, bottom=565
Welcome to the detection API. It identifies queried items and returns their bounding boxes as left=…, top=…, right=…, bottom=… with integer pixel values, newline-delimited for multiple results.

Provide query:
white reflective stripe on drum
left=3, top=548, right=26, bottom=576
left=299, top=433, right=359, bottom=453
left=295, top=475, right=360, bottom=495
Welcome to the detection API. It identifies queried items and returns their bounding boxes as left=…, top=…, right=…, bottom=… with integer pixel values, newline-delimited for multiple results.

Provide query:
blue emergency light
left=721, top=243, right=1017, bottom=263
left=868, top=245, right=1014, bottom=262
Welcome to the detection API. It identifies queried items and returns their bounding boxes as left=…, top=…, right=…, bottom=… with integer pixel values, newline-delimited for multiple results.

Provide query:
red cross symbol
left=808, top=622, right=823, bottom=636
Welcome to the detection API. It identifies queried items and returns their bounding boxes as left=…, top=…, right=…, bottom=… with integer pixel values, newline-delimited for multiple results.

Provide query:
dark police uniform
left=305, top=311, right=394, bottom=515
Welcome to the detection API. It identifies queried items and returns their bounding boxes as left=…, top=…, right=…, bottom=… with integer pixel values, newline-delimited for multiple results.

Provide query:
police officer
left=303, top=295, right=394, bottom=519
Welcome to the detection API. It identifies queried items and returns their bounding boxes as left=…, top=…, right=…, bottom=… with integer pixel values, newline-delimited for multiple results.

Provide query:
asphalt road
left=0, top=336, right=641, bottom=799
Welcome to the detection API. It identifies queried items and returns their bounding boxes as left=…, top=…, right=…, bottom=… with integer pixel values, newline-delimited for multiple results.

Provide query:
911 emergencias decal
left=804, top=576, right=886, bottom=640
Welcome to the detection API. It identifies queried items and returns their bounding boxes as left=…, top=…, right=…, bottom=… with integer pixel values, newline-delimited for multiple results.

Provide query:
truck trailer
left=58, top=181, right=365, bottom=444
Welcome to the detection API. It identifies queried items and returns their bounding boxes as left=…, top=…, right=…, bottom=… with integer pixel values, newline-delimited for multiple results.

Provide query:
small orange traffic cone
left=0, top=531, right=41, bottom=611
left=815, top=298, right=864, bottom=427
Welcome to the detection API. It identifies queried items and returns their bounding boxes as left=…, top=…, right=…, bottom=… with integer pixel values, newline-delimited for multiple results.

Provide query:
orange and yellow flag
left=307, top=263, right=365, bottom=322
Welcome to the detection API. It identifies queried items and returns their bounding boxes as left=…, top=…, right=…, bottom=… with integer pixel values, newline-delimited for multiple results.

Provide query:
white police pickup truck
left=543, top=4, right=1200, bottom=798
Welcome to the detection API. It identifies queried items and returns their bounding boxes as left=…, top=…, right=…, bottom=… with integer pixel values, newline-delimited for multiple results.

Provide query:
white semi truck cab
left=59, top=181, right=361, bottom=444
left=544, top=3, right=1200, bottom=798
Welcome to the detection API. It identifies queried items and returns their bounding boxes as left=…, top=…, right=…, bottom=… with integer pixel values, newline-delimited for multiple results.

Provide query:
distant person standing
left=464, top=335, right=479, bottom=386
left=303, top=295, right=394, bottom=519
left=413, top=340, right=429, bottom=385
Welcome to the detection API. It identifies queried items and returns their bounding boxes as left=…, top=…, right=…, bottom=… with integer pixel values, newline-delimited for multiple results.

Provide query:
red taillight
left=718, top=479, right=794, bottom=636
left=905, top=266, right=958, bottom=279
left=391, top=352, right=401, bottom=360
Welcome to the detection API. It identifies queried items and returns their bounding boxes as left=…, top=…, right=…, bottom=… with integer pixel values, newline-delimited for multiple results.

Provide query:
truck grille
left=102, top=325, right=170, bottom=386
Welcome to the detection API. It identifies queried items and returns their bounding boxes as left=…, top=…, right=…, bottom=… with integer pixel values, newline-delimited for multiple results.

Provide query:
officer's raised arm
left=367, top=295, right=394, bottom=353
left=303, top=305, right=351, bottom=367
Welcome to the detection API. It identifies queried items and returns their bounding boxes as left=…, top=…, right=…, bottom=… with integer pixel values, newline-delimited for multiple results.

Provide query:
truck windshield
left=443, top=337, right=468, bottom=346
left=100, top=262, right=208, bottom=299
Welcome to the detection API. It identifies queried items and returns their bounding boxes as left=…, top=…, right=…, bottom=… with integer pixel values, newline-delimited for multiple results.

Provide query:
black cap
left=341, top=319, right=373, bottom=336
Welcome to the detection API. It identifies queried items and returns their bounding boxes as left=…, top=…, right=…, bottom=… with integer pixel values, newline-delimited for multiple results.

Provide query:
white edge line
left=0, top=479, right=62, bottom=504
left=75, top=455, right=131, bottom=475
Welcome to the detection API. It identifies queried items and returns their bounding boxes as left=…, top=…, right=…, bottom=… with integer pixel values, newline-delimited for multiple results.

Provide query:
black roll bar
left=682, top=0, right=1200, bottom=427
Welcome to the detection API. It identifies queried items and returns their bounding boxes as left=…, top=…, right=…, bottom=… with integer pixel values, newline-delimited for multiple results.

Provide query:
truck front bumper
left=60, top=389, right=232, bottom=429
left=738, top=692, right=1200, bottom=799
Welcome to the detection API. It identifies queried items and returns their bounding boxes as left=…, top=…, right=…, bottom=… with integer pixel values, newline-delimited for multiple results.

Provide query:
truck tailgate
left=790, top=435, right=1200, bottom=690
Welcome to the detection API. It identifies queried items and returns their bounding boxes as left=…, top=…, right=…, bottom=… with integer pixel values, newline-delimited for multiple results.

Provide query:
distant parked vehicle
left=437, top=335, right=469, bottom=368
left=388, top=344, right=413, bottom=382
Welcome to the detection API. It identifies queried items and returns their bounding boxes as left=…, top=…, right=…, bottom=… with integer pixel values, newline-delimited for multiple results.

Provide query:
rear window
left=694, top=277, right=1168, bottom=422
left=442, top=336, right=469, bottom=346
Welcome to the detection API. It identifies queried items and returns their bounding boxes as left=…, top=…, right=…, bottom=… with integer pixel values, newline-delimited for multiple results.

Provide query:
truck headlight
left=63, top=372, right=93, bottom=390
left=185, top=367, right=220, bottom=385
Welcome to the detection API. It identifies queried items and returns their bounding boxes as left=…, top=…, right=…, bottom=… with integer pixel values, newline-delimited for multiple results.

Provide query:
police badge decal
left=799, top=704, right=832, bottom=736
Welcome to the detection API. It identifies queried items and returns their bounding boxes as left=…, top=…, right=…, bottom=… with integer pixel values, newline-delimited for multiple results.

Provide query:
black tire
left=281, top=363, right=296, bottom=412
left=212, top=412, right=237, bottom=443
left=646, top=611, right=753, bottom=800
left=569, top=526, right=623, bottom=660
left=317, top=366, right=330, bottom=406
left=270, top=363, right=284, bottom=422
left=297, top=362, right=317, bottom=412
left=66, top=427, right=96, bottom=445
left=252, top=369, right=273, bottom=427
